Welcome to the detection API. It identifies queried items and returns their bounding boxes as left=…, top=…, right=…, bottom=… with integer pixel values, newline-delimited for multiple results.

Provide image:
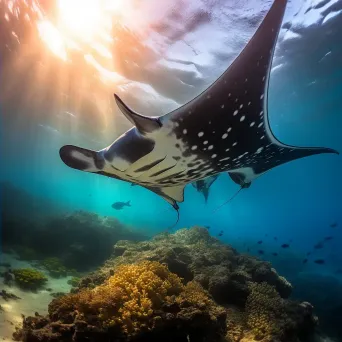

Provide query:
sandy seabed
left=0, top=253, right=73, bottom=341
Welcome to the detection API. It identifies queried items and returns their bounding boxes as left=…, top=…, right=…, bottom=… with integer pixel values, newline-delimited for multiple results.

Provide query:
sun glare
left=35, top=0, right=122, bottom=63
left=57, top=0, right=105, bottom=42
left=37, top=20, right=67, bottom=61
left=1, top=0, right=131, bottom=133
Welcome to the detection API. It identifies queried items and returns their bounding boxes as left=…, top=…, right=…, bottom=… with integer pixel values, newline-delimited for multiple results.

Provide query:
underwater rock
left=0, top=289, right=21, bottom=301
left=2, top=268, right=15, bottom=286
left=292, top=273, right=342, bottom=340
left=50, top=292, right=66, bottom=299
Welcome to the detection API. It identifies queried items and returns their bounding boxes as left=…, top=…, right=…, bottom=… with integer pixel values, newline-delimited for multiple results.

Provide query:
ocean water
left=1, top=0, right=342, bottom=341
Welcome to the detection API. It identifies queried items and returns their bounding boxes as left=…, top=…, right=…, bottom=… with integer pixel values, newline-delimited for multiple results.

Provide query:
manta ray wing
left=161, top=0, right=338, bottom=185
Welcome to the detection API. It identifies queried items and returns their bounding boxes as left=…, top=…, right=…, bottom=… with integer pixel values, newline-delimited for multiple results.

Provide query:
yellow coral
left=50, top=261, right=184, bottom=335
left=225, top=308, right=246, bottom=342
left=175, top=281, right=212, bottom=308
left=245, top=282, right=286, bottom=340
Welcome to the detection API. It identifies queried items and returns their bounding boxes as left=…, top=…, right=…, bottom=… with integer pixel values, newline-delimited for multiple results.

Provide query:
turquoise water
left=1, top=1, right=342, bottom=338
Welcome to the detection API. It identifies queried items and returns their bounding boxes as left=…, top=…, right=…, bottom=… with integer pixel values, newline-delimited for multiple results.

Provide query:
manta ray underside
left=59, top=0, right=338, bottom=212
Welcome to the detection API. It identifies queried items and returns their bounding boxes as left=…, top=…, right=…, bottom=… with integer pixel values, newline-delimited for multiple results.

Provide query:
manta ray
left=60, top=0, right=338, bottom=214
left=192, top=175, right=219, bottom=203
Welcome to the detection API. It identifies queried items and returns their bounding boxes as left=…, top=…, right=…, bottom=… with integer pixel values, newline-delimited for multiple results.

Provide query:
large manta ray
left=60, top=0, right=338, bottom=213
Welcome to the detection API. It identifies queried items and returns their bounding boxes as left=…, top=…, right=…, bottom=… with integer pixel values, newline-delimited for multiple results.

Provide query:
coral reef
left=245, top=282, right=287, bottom=340
left=14, top=227, right=319, bottom=342
left=83, top=227, right=292, bottom=305
left=14, top=261, right=226, bottom=342
left=12, top=268, right=48, bottom=291
left=2, top=182, right=147, bottom=272
left=39, top=257, right=77, bottom=278
left=67, top=277, right=81, bottom=288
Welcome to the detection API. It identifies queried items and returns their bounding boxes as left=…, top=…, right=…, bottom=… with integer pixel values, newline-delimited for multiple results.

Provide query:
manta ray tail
left=212, top=187, right=245, bottom=214
left=167, top=205, right=180, bottom=231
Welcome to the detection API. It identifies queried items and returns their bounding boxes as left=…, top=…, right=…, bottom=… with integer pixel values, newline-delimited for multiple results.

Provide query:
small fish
left=258, top=250, right=264, bottom=255
left=330, top=222, right=338, bottom=228
left=306, top=252, right=311, bottom=256
left=274, top=237, right=278, bottom=241
left=257, top=240, right=263, bottom=244
left=303, top=259, right=308, bottom=264
left=314, top=259, right=325, bottom=264
left=204, top=225, right=210, bottom=230
left=281, top=244, right=289, bottom=248
left=218, top=230, right=224, bottom=237
left=131, top=183, right=138, bottom=186
left=335, top=269, right=342, bottom=275
left=324, top=236, right=333, bottom=241
left=272, top=252, right=278, bottom=257
left=265, top=234, right=268, bottom=237
left=314, top=243, right=324, bottom=249
left=247, top=248, right=250, bottom=252
left=111, top=200, right=131, bottom=210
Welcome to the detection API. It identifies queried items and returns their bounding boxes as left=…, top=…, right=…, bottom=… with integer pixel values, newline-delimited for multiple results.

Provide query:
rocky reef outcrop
left=80, top=226, right=293, bottom=304
left=2, top=182, right=147, bottom=272
left=14, top=227, right=318, bottom=342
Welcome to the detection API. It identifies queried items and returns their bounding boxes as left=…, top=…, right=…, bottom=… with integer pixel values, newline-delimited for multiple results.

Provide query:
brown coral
left=225, top=307, right=246, bottom=342
left=245, top=282, right=286, bottom=340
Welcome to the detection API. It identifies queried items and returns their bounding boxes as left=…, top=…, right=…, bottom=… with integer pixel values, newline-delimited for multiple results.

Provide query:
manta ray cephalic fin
left=114, top=94, right=162, bottom=134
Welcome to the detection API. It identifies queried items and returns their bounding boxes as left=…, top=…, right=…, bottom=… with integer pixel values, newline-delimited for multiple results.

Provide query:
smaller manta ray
left=192, top=175, right=219, bottom=203
left=59, top=0, right=338, bottom=221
